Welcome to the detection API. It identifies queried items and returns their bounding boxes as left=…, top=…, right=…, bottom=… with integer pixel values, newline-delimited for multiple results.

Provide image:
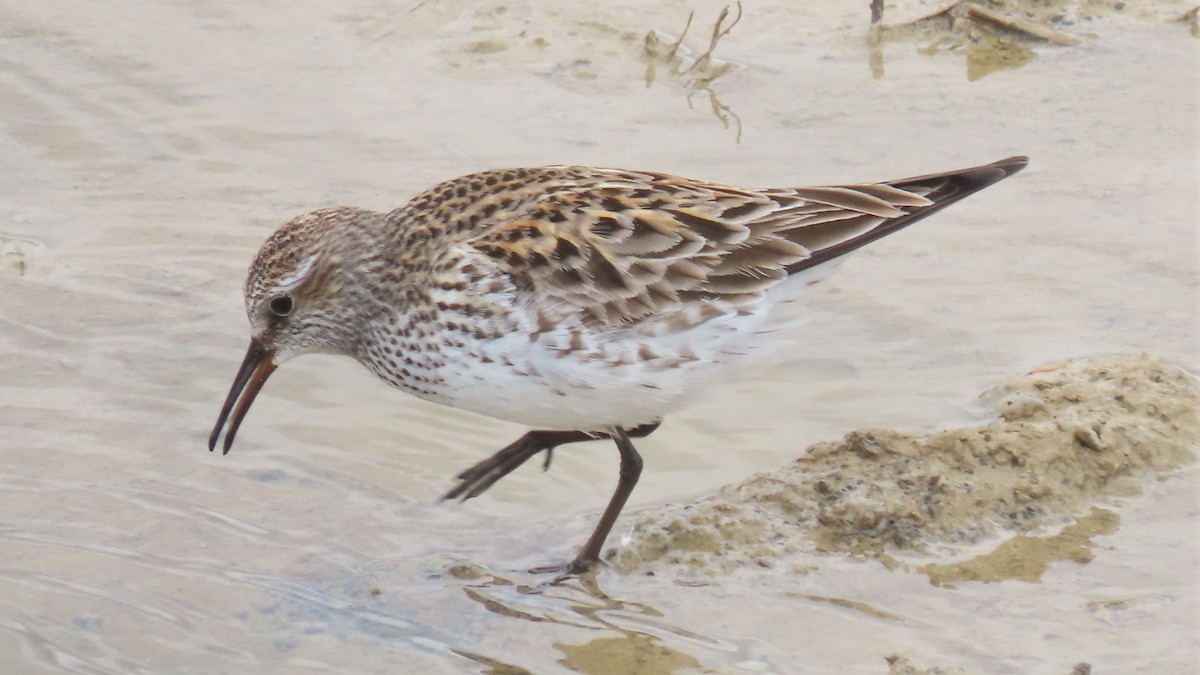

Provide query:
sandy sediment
left=871, top=0, right=1196, bottom=81
left=880, top=0, right=1191, bottom=35
left=609, top=354, right=1199, bottom=577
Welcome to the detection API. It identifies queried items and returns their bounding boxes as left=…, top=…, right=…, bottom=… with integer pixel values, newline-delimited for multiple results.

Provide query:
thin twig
left=687, top=2, right=743, bottom=73
left=665, top=11, right=694, bottom=62
left=967, top=4, right=1081, bottom=45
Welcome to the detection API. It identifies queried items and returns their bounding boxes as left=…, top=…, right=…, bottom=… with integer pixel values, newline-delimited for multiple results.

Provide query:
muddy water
left=1, top=1, right=1196, bottom=673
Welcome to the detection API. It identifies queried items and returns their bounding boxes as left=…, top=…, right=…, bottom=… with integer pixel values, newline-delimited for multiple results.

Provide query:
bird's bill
left=209, top=338, right=278, bottom=455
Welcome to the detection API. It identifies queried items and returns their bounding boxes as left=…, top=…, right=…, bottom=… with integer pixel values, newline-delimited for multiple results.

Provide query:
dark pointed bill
left=209, top=338, right=277, bottom=455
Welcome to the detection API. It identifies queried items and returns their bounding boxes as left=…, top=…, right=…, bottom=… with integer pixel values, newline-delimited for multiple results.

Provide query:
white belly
left=430, top=333, right=702, bottom=430
left=380, top=261, right=841, bottom=431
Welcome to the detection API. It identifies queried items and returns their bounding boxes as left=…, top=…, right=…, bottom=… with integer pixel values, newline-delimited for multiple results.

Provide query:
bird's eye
left=268, top=296, right=294, bottom=317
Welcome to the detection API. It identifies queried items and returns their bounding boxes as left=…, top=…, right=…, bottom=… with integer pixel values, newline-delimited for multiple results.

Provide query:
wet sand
left=612, top=354, right=1198, bottom=578
left=1, top=1, right=1197, bottom=673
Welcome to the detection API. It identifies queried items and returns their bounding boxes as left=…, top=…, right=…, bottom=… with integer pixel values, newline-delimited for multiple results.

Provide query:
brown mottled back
left=418, top=158, right=1027, bottom=333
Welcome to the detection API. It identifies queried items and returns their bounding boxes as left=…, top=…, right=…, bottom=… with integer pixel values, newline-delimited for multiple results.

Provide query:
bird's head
left=209, top=207, right=385, bottom=455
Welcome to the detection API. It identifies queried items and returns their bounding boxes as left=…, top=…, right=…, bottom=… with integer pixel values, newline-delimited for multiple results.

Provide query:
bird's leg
left=567, top=427, right=644, bottom=573
left=443, top=429, right=593, bottom=501
left=443, top=421, right=660, bottom=502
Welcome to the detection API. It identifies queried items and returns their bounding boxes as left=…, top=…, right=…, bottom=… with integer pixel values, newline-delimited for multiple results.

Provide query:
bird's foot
left=527, top=554, right=605, bottom=585
left=442, top=429, right=599, bottom=501
left=442, top=433, right=555, bottom=501
left=530, top=555, right=602, bottom=575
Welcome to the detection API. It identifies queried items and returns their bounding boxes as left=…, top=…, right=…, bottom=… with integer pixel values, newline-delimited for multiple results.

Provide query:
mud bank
left=610, top=354, right=1199, bottom=578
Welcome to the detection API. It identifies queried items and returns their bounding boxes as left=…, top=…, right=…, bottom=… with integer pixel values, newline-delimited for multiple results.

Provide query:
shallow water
left=1, top=1, right=1196, bottom=673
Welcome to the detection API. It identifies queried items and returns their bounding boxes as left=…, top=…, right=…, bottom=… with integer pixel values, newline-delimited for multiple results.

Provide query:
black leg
left=443, top=420, right=660, bottom=502
left=568, top=427, right=644, bottom=573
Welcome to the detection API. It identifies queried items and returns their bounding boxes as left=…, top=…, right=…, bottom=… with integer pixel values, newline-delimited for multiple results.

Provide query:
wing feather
left=457, top=158, right=1026, bottom=336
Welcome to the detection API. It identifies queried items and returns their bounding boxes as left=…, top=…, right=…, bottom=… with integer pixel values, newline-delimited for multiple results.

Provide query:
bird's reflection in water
left=451, top=565, right=728, bottom=674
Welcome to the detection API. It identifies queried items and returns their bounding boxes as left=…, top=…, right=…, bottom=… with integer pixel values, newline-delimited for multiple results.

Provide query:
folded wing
left=467, top=156, right=1028, bottom=334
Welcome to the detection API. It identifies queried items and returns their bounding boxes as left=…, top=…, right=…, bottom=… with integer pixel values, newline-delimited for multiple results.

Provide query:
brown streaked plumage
left=209, top=156, right=1029, bottom=573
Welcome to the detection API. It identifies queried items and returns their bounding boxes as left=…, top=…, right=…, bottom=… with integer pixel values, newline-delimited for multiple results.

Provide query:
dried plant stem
left=688, top=2, right=743, bottom=74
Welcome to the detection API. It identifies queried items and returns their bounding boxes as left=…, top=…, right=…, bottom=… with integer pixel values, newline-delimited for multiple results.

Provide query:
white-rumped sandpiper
left=210, top=156, right=1028, bottom=572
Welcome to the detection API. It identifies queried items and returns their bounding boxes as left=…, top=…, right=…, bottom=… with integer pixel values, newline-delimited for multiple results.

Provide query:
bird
left=209, top=155, right=1028, bottom=573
